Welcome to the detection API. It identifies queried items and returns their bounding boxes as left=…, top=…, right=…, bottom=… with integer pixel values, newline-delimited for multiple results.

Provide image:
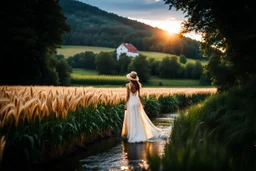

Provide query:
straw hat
left=126, top=71, right=139, bottom=81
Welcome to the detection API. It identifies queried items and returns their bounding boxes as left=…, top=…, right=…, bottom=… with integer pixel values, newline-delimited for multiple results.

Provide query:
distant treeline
left=59, top=0, right=204, bottom=60
left=60, top=51, right=211, bottom=85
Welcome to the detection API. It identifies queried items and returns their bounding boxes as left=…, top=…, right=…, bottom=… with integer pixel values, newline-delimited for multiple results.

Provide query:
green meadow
left=71, top=68, right=212, bottom=88
left=57, top=45, right=113, bottom=57
left=57, top=45, right=208, bottom=65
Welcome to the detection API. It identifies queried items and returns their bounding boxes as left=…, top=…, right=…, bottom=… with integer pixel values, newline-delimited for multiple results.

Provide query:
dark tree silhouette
left=164, top=0, right=256, bottom=90
left=1, top=0, right=71, bottom=85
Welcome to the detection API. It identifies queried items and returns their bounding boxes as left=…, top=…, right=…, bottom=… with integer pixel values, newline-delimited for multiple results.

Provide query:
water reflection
left=122, top=141, right=162, bottom=161
left=81, top=141, right=165, bottom=170
left=32, top=115, right=174, bottom=171
left=81, top=134, right=169, bottom=170
left=80, top=116, right=173, bottom=170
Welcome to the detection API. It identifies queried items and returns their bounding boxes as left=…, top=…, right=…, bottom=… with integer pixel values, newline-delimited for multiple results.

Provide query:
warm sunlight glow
left=128, top=17, right=202, bottom=41
left=183, top=32, right=202, bottom=41
left=167, top=30, right=174, bottom=36
left=129, top=17, right=181, bottom=34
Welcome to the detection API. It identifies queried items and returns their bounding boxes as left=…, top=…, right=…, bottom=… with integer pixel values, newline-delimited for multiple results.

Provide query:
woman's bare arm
left=126, top=84, right=130, bottom=102
left=125, top=84, right=130, bottom=109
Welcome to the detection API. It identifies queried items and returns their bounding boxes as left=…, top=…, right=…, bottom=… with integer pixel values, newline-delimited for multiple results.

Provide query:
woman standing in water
left=121, top=71, right=162, bottom=143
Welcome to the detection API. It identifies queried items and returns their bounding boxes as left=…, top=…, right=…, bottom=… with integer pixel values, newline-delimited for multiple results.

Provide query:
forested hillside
left=60, top=0, right=204, bottom=59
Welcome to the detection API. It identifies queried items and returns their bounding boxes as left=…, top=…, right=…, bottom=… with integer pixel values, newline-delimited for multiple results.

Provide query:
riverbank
left=33, top=114, right=174, bottom=171
left=32, top=133, right=121, bottom=171
left=148, top=86, right=256, bottom=170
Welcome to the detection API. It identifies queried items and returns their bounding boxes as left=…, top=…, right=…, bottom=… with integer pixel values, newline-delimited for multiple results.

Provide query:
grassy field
left=139, top=51, right=208, bottom=64
left=72, top=68, right=98, bottom=75
left=144, top=77, right=202, bottom=87
left=71, top=68, right=213, bottom=88
left=57, top=45, right=208, bottom=65
left=57, top=45, right=114, bottom=58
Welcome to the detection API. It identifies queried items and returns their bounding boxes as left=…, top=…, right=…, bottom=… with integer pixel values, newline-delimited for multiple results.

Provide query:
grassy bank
left=148, top=86, right=256, bottom=170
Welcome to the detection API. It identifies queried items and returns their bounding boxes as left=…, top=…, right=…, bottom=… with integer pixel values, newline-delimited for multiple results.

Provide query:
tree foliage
left=179, top=54, right=187, bottom=64
left=67, top=49, right=205, bottom=80
left=67, top=51, right=96, bottom=70
left=148, top=58, right=160, bottom=76
left=117, top=54, right=132, bottom=74
left=164, top=0, right=256, bottom=90
left=159, top=56, right=181, bottom=78
left=56, top=58, right=72, bottom=86
left=128, top=55, right=151, bottom=83
left=95, top=52, right=117, bottom=75
left=1, top=0, right=71, bottom=85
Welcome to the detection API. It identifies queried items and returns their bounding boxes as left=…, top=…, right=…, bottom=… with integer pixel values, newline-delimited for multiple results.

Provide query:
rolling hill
left=59, top=0, right=205, bottom=60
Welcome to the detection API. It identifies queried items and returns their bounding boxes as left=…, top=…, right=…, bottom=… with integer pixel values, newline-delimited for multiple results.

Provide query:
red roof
left=122, top=43, right=138, bottom=53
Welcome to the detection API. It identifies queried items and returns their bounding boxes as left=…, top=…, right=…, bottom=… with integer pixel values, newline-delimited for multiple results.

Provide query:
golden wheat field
left=0, top=85, right=216, bottom=125
left=0, top=86, right=216, bottom=159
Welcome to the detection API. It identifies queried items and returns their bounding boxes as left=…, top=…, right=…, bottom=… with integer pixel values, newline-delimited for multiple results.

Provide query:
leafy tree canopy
left=164, top=0, right=256, bottom=90
left=128, top=55, right=151, bottom=83
left=95, top=52, right=117, bottom=75
left=2, top=0, right=71, bottom=85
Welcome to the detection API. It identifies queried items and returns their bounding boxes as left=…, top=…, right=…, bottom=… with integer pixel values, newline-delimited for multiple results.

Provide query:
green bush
left=158, top=95, right=179, bottom=113
left=179, top=54, right=187, bottom=64
left=143, top=96, right=160, bottom=118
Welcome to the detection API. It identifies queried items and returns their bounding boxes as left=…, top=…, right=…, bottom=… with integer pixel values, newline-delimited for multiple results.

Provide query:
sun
left=167, top=30, right=175, bottom=36
left=128, top=17, right=201, bottom=40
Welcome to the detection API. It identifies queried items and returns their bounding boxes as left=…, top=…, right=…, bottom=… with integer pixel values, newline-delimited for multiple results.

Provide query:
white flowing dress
left=121, top=83, right=162, bottom=143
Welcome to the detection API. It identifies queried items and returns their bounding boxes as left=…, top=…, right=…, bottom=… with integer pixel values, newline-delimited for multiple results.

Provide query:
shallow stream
left=39, top=114, right=178, bottom=171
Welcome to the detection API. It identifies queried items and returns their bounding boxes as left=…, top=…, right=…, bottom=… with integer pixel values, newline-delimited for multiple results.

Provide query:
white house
left=116, top=43, right=139, bottom=60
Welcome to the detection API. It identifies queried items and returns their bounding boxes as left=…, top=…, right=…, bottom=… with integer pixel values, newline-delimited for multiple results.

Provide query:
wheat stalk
left=0, top=86, right=217, bottom=129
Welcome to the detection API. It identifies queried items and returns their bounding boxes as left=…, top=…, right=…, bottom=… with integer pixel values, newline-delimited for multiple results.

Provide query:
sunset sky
left=80, top=0, right=202, bottom=41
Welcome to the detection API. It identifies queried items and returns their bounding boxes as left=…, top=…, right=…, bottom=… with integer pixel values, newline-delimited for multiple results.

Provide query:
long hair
left=131, top=80, right=141, bottom=90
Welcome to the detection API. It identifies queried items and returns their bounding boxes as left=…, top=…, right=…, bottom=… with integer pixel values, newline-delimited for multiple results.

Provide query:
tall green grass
left=1, top=103, right=125, bottom=170
left=143, top=93, right=210, bottom=118
left=148, top=86, right=256, bottom=170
